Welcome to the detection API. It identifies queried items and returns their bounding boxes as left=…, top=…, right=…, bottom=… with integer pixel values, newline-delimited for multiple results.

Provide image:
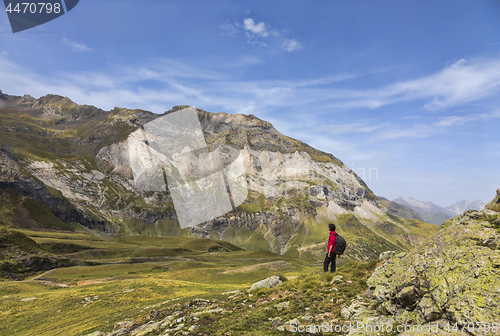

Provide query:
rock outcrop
left=348, top=190, right=500, bottom=335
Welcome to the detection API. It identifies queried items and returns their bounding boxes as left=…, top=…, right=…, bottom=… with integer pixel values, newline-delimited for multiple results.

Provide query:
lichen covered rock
left=332, top=275, right=345, bottom=284
left=349, top=203, right=500, bottom=335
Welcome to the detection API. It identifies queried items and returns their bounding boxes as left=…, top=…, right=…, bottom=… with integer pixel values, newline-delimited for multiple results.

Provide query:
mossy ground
left=70, top=260, right=378, bottom=336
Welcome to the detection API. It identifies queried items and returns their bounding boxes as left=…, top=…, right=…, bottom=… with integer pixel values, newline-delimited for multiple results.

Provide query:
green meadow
left=0, top=229, right=321, bottom=336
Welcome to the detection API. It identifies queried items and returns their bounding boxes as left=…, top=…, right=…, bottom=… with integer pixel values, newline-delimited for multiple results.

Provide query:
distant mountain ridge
left=393, top=197, right=485, bottom=225
left=377, top=197, right=423, bottom=221
left=445, top=199, right=485, bottom=216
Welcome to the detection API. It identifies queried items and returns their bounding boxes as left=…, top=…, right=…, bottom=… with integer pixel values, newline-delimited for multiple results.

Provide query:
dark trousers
left=324, top=253, right=337, bottom=273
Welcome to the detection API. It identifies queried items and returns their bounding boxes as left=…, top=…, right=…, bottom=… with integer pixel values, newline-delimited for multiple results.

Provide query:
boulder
left=331, top=275, right=344, bottom=284
left=271, top=317, right=283, bottom=328
left=274, top=301, right=290, bottom=312
left=300, top=312, right=314, bottom=322
left=188, top=325, right=199, bottom=332
left=249, top=275, right=283, bottom=292
left=341, top=307, right=351, bottom=319
left=486, top=188, right=500, bottom=211
left=379, top=250, right=396, bottom=261
left=282, top=318, right=302, bottom=332
left=113, top=321, right=133, bottom=331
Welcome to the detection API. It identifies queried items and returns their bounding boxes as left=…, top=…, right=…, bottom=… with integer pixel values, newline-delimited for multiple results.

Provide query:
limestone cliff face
left=0, top=144, right=109, bottom=232
left=0, top=92, right=438, bottom=259
left=348, top=189, right=500, bottom=335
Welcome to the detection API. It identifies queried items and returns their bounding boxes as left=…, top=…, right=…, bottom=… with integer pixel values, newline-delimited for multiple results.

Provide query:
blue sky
left=1, top=0, right=500, bottom=206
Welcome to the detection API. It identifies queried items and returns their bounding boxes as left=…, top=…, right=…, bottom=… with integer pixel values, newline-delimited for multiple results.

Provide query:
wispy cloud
left=222, top=17, right=302, bottom=52
left=282, top=38, right=302, bottom=52
left=322, top=121, right=383, bottom=135
left=62, top=38, right=91, bottom=52
left=0, top=53, right=275, bottom=113
left=374, top=111, right=500, bottom=141
left=325, top=58, right=500, bottom=111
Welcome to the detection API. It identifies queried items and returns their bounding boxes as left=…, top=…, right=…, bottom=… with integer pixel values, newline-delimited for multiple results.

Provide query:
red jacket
left=327, top=231, right=337, bottom=253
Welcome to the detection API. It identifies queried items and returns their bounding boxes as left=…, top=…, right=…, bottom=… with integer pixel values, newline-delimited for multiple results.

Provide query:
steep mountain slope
left=394, top=197, right=485, bottom=225
left=0, top=91, right=438, bottom=260
left=378, top=197, right=423, bottom=221
left=393, top=197, right=445, bottom=214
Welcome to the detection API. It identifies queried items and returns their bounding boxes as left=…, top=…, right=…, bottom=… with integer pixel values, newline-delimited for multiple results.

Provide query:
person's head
left=328, top=223, right=336, bottom=232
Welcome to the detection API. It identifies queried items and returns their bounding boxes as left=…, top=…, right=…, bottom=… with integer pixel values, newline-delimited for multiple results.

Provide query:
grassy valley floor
left=0, top=229, right=379, bottom=336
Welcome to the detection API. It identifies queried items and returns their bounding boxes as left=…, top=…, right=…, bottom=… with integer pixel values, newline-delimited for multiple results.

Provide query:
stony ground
left=86, top=260, right=378, bottom=336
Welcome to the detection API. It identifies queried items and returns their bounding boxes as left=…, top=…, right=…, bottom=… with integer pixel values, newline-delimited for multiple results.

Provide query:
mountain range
left=0, top=91, right=438, bottom=261
left=393, top=197, right=485, bottom=225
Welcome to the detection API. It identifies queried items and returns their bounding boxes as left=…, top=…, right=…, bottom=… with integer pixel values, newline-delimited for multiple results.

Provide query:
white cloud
left=374, top=111, right=500, bottom=141
left=282, top=38, right=302, bottom=52
left=222, top=18, right=304, bottom=52
left=243, top=18, right=269, bottom=37
left=323, top=122, right=382, bottom=135
left=62, top=38, right=91, bottom=52
left=328, top=58, right=500, bottom=111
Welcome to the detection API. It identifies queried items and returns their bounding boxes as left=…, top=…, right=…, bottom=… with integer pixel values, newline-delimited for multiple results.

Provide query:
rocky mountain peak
left=34, top=94, right=76, bottom=108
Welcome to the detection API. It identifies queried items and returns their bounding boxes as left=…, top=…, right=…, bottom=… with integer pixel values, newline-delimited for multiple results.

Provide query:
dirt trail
left=221, top=261, right=292, bottom=274
left=29, top=270, right=68, bottom=287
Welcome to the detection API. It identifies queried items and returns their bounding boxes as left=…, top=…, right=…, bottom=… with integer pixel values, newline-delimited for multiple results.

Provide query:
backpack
left=332, top=232, right=347, bottom=255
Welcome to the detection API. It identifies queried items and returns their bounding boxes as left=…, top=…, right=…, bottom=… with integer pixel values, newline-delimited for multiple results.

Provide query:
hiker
left=324, top=223, right=337, bottom=273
